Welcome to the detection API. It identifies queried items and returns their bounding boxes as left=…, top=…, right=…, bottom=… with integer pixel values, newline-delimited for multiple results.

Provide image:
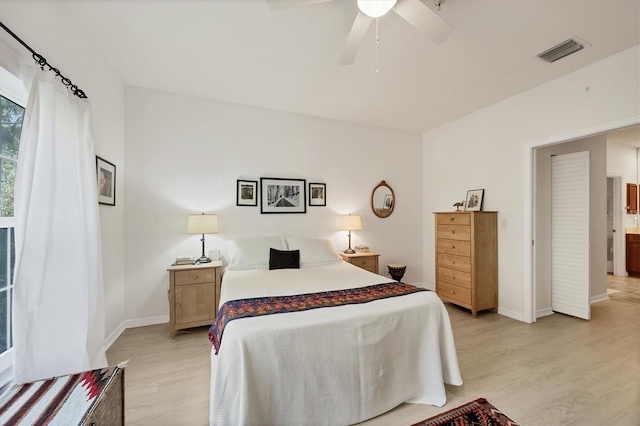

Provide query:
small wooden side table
left=340, top=252, right=380, bottom=274
left=167, top=261, right=222, bottom=338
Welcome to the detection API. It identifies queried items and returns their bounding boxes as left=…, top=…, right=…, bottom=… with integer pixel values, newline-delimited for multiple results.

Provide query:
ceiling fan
left=266, top=0, right=455, bottom=65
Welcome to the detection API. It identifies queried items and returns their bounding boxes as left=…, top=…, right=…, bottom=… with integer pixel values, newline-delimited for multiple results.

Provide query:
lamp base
left=343, top=248, right=355, bottom=254
left=197, top=255, right=212, bottom=263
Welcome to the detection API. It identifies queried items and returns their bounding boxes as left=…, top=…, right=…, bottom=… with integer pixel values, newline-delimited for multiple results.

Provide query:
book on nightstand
left=354, top=245, right=370, bottom=253
left=173, top=255, right=196, bottom=266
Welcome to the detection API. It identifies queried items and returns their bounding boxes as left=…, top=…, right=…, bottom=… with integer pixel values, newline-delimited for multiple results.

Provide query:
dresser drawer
left=437, top=224, right=471, bottom=241
left=437, top=253, right=471, bottom=273
left=437, top=281, right=471, bottom=305
left=437, top=266, right=471, bottom=288
left=351, top=256, right=377, bottom=271
left=174, top=269, right=216, bottom=285
left=436, top=213, right=470, bottom=226
left=436, top=239, right=471, bottom=256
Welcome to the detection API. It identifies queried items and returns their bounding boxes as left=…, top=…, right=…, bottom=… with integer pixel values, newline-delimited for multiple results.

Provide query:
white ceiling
left=66, top=0, right=640, bottom=134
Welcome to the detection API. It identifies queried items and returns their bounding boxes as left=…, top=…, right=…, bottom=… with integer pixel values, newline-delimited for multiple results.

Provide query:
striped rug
left=0, top=365, right=122, bottom=426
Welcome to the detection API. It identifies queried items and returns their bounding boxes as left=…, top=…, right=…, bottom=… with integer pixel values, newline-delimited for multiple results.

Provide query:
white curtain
left=12, top=66, right=107, bottom=384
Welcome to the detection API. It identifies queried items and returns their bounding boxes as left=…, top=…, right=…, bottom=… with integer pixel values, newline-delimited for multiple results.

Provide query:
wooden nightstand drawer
left=340, top=252, right=380, bottom=274
left=437, top=253, right=471, bottom=273
left=437, top=224, right=471, bottom=241
left=437, top=239, right=471, bottom=256
left=174, top=268, right=216, bottom=285
left=437, top=281, right=471, bottom=305
left=436, top=213, right=470, bottom=225
left=437, top=266, right=471, bottom=288
left=351, top=256, right=376, bottom=270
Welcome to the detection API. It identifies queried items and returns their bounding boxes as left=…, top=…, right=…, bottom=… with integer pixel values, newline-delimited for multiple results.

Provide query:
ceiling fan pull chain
left=376, top=16, right=379, bottom=75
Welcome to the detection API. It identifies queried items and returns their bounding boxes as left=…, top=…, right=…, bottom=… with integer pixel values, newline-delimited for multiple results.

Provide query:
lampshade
left=357, top=0, right=397, bottom=18
left=186, top=214, right=219, bottom=234
left=339, top=215, right=362, bottom=231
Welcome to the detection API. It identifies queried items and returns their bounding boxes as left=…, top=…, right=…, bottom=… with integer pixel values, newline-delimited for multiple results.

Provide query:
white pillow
left=285, top=237, right=342, bottom=266
left=226, top=237, right=287, bottom=271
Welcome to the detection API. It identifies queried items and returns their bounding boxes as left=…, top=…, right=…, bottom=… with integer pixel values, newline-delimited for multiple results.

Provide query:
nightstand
left=167, top=261, right=222, bottom=338
left=340, top=252, right=380, bottom=274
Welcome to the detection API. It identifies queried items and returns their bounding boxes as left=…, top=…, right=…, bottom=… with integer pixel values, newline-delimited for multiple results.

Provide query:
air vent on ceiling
left=537, top=38, right=584, bottom=63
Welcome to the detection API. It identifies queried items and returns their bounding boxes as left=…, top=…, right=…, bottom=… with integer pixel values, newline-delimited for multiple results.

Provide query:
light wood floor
left=107, top=299, right=640, bottom=426
left=607, top=274, right=640, bottom=305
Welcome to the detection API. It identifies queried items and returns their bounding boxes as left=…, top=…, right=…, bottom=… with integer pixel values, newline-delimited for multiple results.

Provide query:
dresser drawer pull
left=452, top=245, right=455, bottom=249
left=451, top=261, right=456, bottom=264
left=450, top=217, right=454, bottom=221
left=452, top=290, right=456, bottom=294
left=451, top=230, right=455, bottom=234
left=193, top=275, right=198, bottom=280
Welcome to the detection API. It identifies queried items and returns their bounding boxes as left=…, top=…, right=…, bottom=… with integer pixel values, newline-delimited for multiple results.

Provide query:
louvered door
left=551, top=151, right=590, bottom=320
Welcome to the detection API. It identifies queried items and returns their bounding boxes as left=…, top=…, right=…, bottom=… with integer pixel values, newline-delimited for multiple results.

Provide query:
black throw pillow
left=269, top=248, right=300, bottom=270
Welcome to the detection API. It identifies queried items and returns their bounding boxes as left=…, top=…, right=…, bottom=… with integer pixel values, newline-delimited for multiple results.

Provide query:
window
left=0, top=67, right=26, bottom=383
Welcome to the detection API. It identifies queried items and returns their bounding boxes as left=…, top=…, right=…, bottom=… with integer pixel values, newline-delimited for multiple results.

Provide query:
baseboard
left=104, top=315, right=169, bottom=350
left=536, top=307, right=554, bottom=319
left=590, top=293, right=609, bottom=304
left=104, top=322, right=127, bottom=350
left=497, top=306, right=524, bottom=322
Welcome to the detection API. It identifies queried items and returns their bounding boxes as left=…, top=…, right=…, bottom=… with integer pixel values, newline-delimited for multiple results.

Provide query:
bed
left=209, top=237, right=462, bottom=425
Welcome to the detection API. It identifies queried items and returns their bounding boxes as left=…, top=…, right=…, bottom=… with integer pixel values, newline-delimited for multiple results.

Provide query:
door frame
left=524, top=116, right=640, bottom=323
left=607, top=174, right=625, bottom=276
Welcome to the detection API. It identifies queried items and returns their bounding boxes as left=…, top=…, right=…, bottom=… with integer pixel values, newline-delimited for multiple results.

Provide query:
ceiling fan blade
left=266, top=0, right=333, bottom=11
left=338, top=11, right=372, bottom=65
left=393, top=0, right=454, bottom=45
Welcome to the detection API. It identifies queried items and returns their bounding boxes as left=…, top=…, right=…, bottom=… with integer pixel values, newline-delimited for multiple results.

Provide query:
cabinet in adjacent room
left=627, top=233, right=640, bottom=276
left=434, top=211, right=498, bottom=317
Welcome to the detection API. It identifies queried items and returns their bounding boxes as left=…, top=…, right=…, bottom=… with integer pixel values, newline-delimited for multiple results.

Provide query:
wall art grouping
left=236, top=177, right=326, bottom=213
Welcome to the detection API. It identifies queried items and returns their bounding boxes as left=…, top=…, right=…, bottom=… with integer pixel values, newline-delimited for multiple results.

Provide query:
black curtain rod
left=0, top=21, right=88, bottom=99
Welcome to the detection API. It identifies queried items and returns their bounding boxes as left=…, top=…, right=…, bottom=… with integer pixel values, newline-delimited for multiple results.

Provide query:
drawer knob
left=452, top=290, right=456, bottom=294
left=452, top=276, right=456, bottom=279
left=193, top=275, right=199, bottom=279
left=450, top=217, right=454, bottom=221
left=451, top=230, right=455, bottom=234
left=451, top=261, right=455, bottom=264
left=452, top=245, right=456, bottom=249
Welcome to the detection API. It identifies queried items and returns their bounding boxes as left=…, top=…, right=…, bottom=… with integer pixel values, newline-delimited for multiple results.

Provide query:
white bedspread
left=209, top=261, right=462, bottom=426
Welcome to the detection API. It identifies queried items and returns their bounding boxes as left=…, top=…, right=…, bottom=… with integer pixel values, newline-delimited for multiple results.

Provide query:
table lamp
left=339, top=214, right=362, bottom=254
left=187, top=213, right=219, bottom=263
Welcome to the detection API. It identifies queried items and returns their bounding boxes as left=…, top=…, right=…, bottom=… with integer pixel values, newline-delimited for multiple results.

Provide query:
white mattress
left=210, top=261, right=462, bottom=425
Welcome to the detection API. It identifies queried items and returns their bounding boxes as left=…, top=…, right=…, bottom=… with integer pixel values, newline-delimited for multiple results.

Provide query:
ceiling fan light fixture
left=357, top=0, right=397, bottom=18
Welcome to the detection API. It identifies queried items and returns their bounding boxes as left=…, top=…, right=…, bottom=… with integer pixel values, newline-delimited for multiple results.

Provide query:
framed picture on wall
left=309, top=183, right=326, bottom=206
left=237, top=179, right=258, bottom=206
left=96, top=156, right=116, bottom=206
left=464, top=189, right=484, bottom=211
left=260, top=177, right=306, bottom=214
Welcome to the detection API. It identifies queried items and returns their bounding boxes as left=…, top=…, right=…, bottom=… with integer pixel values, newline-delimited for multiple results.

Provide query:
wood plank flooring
left=107, top=298, right=639, bottom=425
left=607, top=274, right=640, bottom=305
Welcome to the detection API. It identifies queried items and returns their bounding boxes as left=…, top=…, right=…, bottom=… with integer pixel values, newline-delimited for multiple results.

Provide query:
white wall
left=124, top=86, right=423, bottom=322
left=607, top=131, right=640, bottom=230
left=422, top=45, right=640, bottom=321
left=0, top=2, right=126, bottom=339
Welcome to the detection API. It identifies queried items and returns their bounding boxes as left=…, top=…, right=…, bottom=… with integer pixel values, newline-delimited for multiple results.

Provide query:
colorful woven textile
left=0, top=365, right=121, bottom=426
left=411, top=398, right=520, bottom=426
left=209, top=282, right=426, bottom=354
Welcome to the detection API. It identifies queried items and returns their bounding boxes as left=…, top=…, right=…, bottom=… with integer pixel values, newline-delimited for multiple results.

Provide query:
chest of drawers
left=434, top=211, right=498, bottom=317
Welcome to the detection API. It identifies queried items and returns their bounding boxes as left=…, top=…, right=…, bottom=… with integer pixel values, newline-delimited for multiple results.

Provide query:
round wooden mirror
left=371, top=180, right=395, bottom=218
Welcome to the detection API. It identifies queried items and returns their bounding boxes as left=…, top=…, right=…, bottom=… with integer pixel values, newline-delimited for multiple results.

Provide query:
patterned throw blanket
left=0, top=364, right=123, bottom=426
left=209, top=282, right=426, bottom=354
